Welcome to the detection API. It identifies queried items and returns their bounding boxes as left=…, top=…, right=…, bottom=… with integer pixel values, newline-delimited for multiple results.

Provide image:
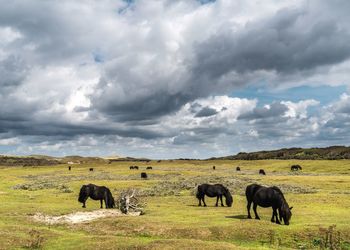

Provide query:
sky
left=1, top=0, right=350, bottom=159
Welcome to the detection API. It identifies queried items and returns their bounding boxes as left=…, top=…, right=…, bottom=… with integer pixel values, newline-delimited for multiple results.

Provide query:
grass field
left=0, top=160, right=349, bottom=249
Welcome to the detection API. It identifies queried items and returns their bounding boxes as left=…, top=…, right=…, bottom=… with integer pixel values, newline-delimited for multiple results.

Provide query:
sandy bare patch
left=33, top=209, right=141, bottom=224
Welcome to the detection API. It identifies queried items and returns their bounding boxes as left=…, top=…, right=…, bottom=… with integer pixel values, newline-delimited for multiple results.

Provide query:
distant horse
left=146, top=166, right=152, bottom=170
left=245, top=184, right=293, bottom=225
left=78, top=184, right=115, bottom=209
left=259, top=169, right=266, bottom=175
left=213, top=166, right=216, bottom=170
left=68, top=166, right=71, bottom=171
left=196, top=184, right=233, bottom=207
left=134, top=166, right=139, bottom=170
left=89, top=168, right=94, bottom=172
left=291, top=165, right=302, bottom=171
left=141, top=172, right=148, bottom=179
left=130, top=166, right=134, bottom=170
left=236, top=166, right=241, bottom=171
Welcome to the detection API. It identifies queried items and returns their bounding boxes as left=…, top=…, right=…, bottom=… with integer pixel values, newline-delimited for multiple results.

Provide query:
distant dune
left=211, top=146, right=350, bottom=160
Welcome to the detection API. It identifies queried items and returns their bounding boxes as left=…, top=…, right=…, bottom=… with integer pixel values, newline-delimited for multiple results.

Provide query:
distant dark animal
left=130, top=166, right=134, bottom=170
left=134, top=166, right=139, bottom=170
left=291, top=165, right=302, bottom=171
left=68, top=166, right=71, bottom=171
left=236, top=166, right=241, bottom=171
left=213, top=166, right=216, bottom=170
left=245, top=184, right=293, bottom=225
left=146, top=166, right=152, bottom=170
left=89, top=168, right=94, bottom=172
left=141, top=172, right=148, bottom=179
left=259, top=169, right=266, bottom=175
left=78, top=184, right=115, bottom=209
left=196, top=184, right=233, bottom=207
left=157, top=160, right=161, bottom=163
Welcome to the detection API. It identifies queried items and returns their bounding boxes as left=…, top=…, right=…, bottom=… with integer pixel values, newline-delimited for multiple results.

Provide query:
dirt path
left=33, top=209, right=141, bottom=224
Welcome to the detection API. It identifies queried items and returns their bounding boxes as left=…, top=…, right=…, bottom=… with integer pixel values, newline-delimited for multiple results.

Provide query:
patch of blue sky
left=118, top=0, right=134, bottom=14
left=92, top=51, right=104, bottom=63
left=231, top=85, right=347, bottom=106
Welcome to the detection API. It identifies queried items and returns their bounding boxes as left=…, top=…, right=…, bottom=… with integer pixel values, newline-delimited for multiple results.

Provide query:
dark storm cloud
left=238, top=102, right=288, bottom=120
left=0, top=55, right=28, bottom=91
left=192, top=7, right=350, bottom=82
left=195, top=107, right=218, bottom=117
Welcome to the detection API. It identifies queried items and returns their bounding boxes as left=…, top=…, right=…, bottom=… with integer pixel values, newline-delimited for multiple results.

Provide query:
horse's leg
left=247, top=200, right=252, bottom=219
left=82, top=197, right=87, bottom=208
left=271, top=208, right=276, bottom=222
left=253, top=203, right=260, bottom=220
left=215, top=196, right=219, bottom=207
left=202, top=197, right=207, bottom=207
left=276, top=208, right=281, bottom=224
left=220, top=195, right=224, bottom=206
left=100, top=199, right=103, bottom=208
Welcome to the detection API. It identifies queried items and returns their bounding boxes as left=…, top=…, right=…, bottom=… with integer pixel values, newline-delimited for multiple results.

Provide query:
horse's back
left=253, top=186, right=285, bottom=207
left=245, top=184, right=262, bottom=201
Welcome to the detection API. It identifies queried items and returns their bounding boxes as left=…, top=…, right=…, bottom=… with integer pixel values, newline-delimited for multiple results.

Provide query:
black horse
left=146, top=166, right=152, bottom=170
left=236, top=166, right=241, bottom=171
left=245, top=184, right=293, bottom=225
left=196, top=184, right=233, bottom=207
left=213, top=166, right=216, bottom=170
left=68, top=166, right=71, bottom=171
left=259, top=169, right=266, bottom=175
left=89, top=168, right=94, bottom=172
left=141, top=172, right=148, bottom=179
left=291, top=165, right=302, bottom=171
left=78, top=184, right=115, bottom=209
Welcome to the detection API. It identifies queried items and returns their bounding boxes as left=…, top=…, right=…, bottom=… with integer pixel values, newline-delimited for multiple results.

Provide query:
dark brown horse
left=78, top=184, right=115, bottom=209
left=196, top=184, right=233, bottom=207
left=246, top=184, right=292, bottom=225
left=291, top=165, right=302, bottom=171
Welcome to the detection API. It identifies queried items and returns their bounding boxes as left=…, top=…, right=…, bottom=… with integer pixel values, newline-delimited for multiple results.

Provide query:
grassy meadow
left=0, top=160, right=349, bottom=249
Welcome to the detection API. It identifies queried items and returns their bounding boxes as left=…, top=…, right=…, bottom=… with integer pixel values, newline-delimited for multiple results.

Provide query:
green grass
left=0, top=160, right=349, bottom=249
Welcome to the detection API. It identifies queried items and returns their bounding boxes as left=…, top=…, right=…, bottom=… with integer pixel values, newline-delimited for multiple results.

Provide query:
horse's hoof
left=204, top=205, right=207, bottom=207
left=248, top=216, right=252, bottom=219
left=255, top=217, right=260, bottom=220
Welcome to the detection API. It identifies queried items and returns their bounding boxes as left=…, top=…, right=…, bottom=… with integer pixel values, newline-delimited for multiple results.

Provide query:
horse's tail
left=105, top=188, right=115, bottom=208
left=78, top=185, right=87, bottom=203
left=196, top=185, right=201, bottom=199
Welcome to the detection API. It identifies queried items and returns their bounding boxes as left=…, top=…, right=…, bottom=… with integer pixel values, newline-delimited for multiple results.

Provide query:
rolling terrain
left=0, top=159, right=349, bottom=249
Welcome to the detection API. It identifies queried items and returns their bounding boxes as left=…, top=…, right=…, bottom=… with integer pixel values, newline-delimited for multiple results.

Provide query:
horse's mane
left=271, top=186, right=284, bottom=197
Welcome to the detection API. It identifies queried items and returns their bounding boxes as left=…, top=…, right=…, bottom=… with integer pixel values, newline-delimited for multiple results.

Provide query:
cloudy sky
left=1, top=0, right=350, bottom=159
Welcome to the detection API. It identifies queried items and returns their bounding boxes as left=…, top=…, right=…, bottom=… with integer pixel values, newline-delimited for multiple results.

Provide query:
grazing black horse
left=196, top=184, right=233, bottom=207
left=78, top=184, right=115, bottom=209
left=236, top=166, right=241, bottom=171
left=141, top=172, right=148, bottom=179
left=130, top=166, right=134, bottom=170
left=213, top=166, right=216, bottom=170
left=68, top=166, right=71, bottom=171
left=89, top=168, right=94, bottom=172
left=291, top=165, right=302, bottom=171
left=134, top=166, right=139, bottom=170
left=245, top=184, right=293, bottom=225
left=146, top=166, right=152, bottom=170
left=259, top=169, right=266, bottom=175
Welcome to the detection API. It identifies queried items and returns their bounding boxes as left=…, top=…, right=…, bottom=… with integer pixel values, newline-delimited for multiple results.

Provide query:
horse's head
left=224, top=189, right=233, bottom=207
left=78, top=185, right=89, bottom=203
left=280, top=204, right=293, bottom=225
